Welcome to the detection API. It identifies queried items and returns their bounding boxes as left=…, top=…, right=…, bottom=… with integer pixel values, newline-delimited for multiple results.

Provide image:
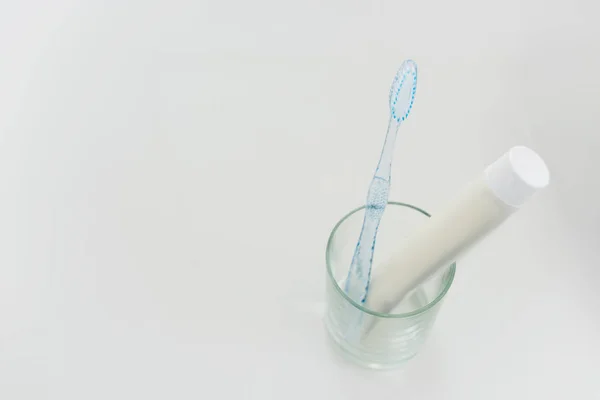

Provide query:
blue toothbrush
left=344, top=60, right=418, bottom=304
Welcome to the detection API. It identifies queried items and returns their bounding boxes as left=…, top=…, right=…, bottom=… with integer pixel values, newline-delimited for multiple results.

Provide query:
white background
left=1, top=1, right=599, bottom=398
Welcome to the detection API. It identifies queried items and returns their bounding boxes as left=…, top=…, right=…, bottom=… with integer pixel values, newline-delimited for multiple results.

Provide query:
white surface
left=1, top=1, right=599, bottom=399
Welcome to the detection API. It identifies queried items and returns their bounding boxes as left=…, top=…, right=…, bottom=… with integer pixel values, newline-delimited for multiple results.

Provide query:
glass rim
left=325, top=201, right=456, bottom=319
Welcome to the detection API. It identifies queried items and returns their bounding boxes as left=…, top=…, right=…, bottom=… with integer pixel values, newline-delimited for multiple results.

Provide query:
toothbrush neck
left=374, top=119, right=400, bottom=179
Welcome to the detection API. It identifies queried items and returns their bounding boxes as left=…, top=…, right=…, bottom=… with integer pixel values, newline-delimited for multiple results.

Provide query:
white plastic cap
left=484, top=146, right=550, bottom=207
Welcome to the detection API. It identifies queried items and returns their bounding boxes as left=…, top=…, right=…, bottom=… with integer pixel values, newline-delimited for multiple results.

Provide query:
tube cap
left=484, top=146, right=550, bottom=207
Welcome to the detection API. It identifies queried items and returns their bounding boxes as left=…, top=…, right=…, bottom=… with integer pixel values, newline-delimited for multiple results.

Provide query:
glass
left=324, top=202, right=455, bottom=369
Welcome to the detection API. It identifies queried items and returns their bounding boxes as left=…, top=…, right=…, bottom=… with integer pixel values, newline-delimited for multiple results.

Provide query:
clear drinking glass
left=324, top=202, right=455, bottom=369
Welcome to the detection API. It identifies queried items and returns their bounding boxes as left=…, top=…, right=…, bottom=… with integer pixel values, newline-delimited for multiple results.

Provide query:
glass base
left=324, top=315, right=416, bottom=370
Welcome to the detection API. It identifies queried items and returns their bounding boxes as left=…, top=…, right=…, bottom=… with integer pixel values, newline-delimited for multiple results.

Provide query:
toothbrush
left=344, top=60, right=418, bottom=304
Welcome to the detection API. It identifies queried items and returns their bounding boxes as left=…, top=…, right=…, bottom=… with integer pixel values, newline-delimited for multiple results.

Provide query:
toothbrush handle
left=345, top=211, right=382, bottom=302
left=345, top=176, right=390, bottom=302
left=344, top=119, right=398, bottom=302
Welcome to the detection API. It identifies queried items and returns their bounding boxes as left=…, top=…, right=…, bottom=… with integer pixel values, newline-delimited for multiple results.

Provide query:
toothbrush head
left=389, top=60, right=418, bottom=123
